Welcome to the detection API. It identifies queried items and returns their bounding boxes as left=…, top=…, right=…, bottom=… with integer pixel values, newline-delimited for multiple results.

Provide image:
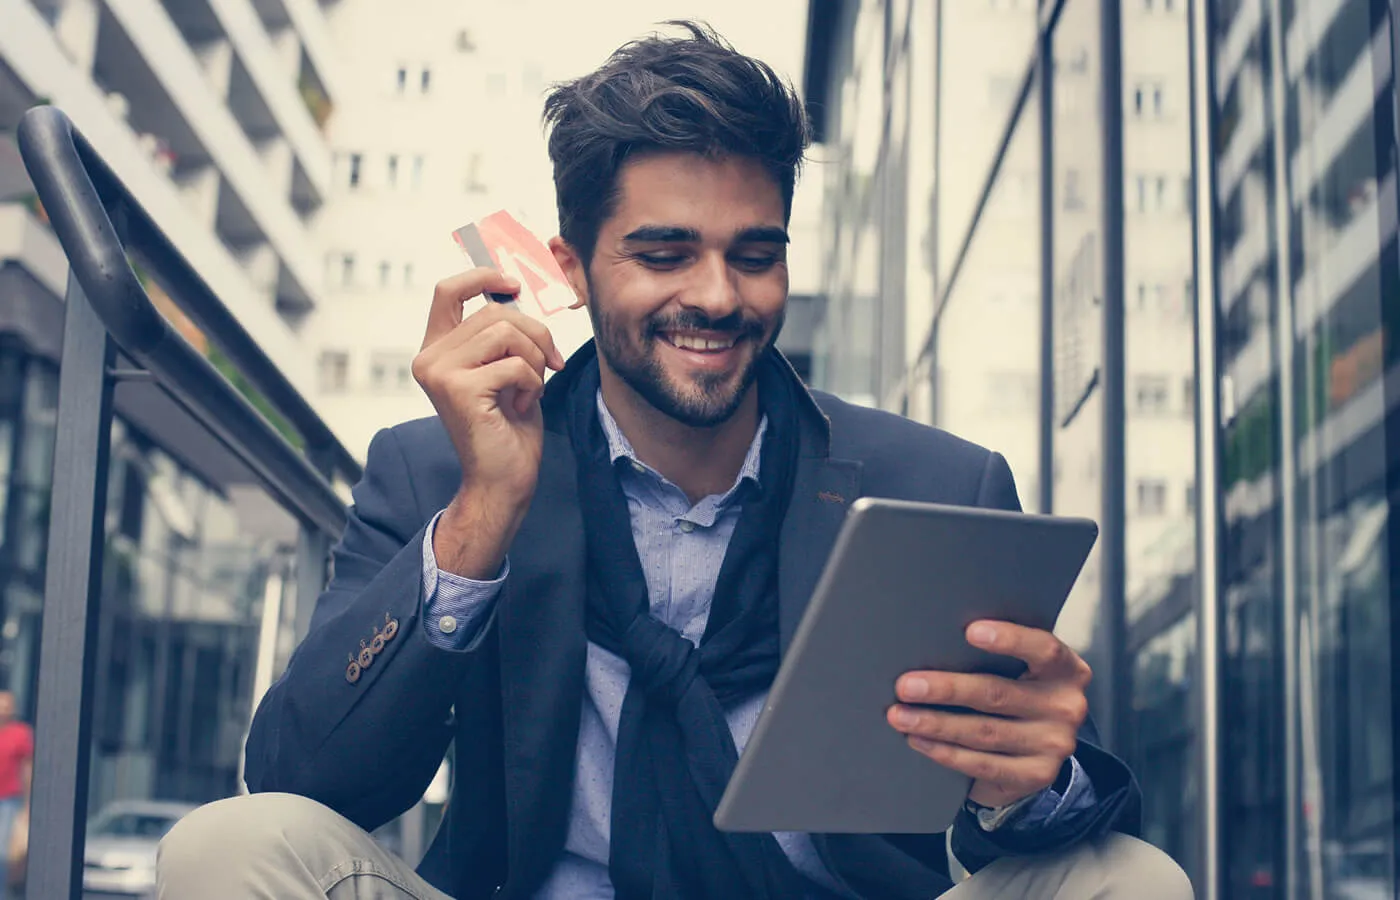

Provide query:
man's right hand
left=412, top=268, right=566, bottom=579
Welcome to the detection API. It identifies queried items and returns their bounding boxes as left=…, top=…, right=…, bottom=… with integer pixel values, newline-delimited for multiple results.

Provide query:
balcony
left=0, top=0, right=317, bottom=394
left=94, top=0, right=324, bottom=318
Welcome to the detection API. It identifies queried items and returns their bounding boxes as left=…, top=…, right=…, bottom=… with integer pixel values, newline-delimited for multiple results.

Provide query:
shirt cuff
left=946, top=754, right=1096, bottom=878
left=421, top=509, right=508, bottom=651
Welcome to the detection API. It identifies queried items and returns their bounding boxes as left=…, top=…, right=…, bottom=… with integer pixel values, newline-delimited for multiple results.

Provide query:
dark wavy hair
left=542, top=21, right=810, bottom=263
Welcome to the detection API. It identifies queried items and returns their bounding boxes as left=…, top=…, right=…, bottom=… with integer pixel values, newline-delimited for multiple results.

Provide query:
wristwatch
left=963, top=794, right=1036, bottom=832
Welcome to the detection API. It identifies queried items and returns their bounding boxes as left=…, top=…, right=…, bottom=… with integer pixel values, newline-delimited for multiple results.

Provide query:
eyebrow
left=621, top=225, right=790, bottom=244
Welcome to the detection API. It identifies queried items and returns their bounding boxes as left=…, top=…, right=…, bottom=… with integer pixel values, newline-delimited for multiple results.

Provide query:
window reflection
left=935, top=89, right=1041, bottom=514
left=0, top=347, right=303, bottom=847
left=1288, top=0, right=1397, bottom=894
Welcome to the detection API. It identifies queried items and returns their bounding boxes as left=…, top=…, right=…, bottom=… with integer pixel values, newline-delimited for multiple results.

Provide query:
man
left=158, top=23, right=1191, bottom=900
left=0, top=692, right=30, bottom=895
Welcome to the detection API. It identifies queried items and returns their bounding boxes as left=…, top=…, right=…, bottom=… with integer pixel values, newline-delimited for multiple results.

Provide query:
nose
left=680, top=251, right=741, bottom=319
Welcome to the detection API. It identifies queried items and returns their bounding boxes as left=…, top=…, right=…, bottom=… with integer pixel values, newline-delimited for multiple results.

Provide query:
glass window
left=347, top=153, right=362, bottom=189
left=1050, top=0, right=1102, bottom=658
left=936, top=78, right=1040, bottom=513
left=369, top=352, right=413, bottom=391
left=1212, top=1, right=1288, bottom=894
left=1135, top=479, right=1168, bottom=515
left=386, top=154, right=398, bottom=188
left=1285, top=0, right=1397, bottom=896
left=420, top=67, right=431, bottom=94
left=318, top=351, right=349, bottom=393
left=1134, top=375, right=1171, bottom=414
left=936, top=0, right=1039, bottom=281
left=1121, top=22, right=1197, bottom=881
left=395, top=66, right=406, bottom=94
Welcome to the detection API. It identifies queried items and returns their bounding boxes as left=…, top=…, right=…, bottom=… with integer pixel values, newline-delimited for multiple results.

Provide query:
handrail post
left=29, top=272, right=117, bottom=900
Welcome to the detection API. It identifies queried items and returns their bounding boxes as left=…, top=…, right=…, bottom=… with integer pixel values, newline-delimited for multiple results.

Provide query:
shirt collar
left=594, top=388, right=767, bottom=491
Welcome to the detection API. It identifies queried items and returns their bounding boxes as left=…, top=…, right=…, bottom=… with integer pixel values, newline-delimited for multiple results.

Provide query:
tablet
left=713, top=497, right=1097, bottom=834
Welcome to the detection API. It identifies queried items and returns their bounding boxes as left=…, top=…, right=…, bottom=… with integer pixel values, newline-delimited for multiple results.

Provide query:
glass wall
left=0, top=338, right=308, bottom=893
left=807, top=0, right=1400, bottom=896
left=935, top=90, right=1043, bottom=512
left=1050, top=0, right=1104, bottom=654
left=1281, top=0, right=1397, bottom=894
left=1120, top=0, right=1200, bottom=877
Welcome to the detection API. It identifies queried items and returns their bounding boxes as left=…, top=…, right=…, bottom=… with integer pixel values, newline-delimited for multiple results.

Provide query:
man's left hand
left=885, top=621, right=1091, bottom=809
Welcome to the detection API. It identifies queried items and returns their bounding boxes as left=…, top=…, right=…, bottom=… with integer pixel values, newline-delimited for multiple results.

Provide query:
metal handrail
left=16, top=105, right=359, bottom=534
left=15, top=104, right=362, bottom=899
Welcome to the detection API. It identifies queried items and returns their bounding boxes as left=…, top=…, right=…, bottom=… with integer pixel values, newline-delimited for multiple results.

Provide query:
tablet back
left=713, top=498, right=1097, bottom=834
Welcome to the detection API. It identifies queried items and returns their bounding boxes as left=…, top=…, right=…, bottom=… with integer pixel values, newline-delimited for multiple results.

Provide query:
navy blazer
left=244, top=347, right=1141, bottom=899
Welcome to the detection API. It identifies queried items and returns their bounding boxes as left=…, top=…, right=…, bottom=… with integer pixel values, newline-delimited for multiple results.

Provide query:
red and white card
left=452, top=210, right=579, bottom=317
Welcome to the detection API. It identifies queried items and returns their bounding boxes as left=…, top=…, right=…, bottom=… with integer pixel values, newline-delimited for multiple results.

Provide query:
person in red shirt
left=0, top=692, right=32, bottom=894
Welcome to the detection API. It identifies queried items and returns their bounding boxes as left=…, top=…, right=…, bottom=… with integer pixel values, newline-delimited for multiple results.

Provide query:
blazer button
left=383, top=617, right=399, bottom=641
left=345, top=661, right=361, bottom=684
left=370, top=632, right=386, bottom=654
left=358, top=646, right=374, bottom=669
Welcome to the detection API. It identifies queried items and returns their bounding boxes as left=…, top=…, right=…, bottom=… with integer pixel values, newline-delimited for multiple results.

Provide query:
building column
left=191, top=38, right=235, bottom=103
left=53, top=0, right=100, bottom=78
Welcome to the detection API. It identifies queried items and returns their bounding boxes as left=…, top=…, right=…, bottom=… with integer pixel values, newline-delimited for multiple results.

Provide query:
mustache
left=645, top=309, right=766, bottom=340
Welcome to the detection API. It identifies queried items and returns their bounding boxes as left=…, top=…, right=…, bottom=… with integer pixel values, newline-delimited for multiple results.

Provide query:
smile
left=661, top=332, right=739, bottom=352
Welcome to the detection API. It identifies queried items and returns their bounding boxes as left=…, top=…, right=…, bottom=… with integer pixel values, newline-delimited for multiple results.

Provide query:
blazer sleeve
left=949, top=448, right=1144, bottom=871
left=243, top=426, right=482, bottom=832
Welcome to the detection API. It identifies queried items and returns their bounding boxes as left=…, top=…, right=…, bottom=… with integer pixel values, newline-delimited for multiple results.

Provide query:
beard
left=587, top=292, right=784, bottom=428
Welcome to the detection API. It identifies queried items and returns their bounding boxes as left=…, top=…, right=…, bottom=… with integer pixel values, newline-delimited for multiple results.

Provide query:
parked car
left=82, top=799, right=198, bottom=898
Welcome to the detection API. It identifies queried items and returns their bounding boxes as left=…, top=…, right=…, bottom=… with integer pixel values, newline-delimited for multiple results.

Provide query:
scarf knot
left=621, top=615, right=701, bottom=707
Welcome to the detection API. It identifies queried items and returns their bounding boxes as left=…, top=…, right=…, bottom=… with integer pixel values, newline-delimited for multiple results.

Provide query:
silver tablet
left=713, top=497, right=1098, bottom=835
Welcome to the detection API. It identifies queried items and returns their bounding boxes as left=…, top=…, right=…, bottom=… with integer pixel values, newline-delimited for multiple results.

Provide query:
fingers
left=886, top=705, right=1076, bottom=758
left=895, top=672, right=1087, bottom=726
left=415, top=296, right=567, bottom=404
left=423, top=268, right=523, bottom=349
left=455, top=320, right=550, bottom=377
left=904, top=740, right=1064, bottom=800
left=964, top=621, right=1093, bottom=685
left=462, top=356, right=547, bottom=416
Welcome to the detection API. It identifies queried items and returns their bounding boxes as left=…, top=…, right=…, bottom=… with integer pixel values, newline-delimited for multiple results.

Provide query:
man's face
left=0, top=693, right=15, bottom=723
left=559, top=152, right=789, bottom=428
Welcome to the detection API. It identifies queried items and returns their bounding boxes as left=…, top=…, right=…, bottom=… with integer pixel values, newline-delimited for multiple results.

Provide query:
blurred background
left=0, top=0, right=1395, bottom=897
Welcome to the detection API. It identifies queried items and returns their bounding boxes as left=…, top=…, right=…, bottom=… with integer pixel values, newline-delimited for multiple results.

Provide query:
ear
left=549, top=236, right=590, bottom=310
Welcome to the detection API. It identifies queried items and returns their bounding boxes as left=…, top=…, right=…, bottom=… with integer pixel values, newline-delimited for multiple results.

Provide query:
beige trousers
left=157, top=792, right=1194, bottom=899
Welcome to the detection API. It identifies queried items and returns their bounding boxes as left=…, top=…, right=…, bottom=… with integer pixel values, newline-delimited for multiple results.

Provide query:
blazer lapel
left=777, top=454, right=862, bottom=653
left=497, top=431, right=589, bottom=898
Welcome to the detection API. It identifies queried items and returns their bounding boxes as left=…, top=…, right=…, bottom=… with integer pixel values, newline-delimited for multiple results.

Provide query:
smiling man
left=157, top=22, right=1191, bottom=900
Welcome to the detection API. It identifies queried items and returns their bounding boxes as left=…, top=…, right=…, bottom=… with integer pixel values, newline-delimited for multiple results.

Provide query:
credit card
left=452, top=210, right=579, bottom=316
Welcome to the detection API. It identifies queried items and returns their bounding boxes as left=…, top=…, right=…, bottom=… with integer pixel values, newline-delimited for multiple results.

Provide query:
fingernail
left=903, top=677, right=929, bottom=700
left=891, top=706, right=916, bottom=728
left=968, top=623, right=998, bottom=647
left=502, top=276, right=520, bottom=290
left=910, top=736, right=938, bottom=754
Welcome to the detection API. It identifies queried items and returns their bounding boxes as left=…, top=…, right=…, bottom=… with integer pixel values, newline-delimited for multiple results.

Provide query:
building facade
left=307, top=1, right=821, bottom=454
left=804, top=0, right=1397, bottom=897
left=0, top=0, right=338, bottom=866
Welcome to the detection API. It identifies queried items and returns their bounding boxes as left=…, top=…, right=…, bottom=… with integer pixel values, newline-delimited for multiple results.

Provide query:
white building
left=309, top=1, right=816, bottom=457
left=0, top=0, right=339, bottom=397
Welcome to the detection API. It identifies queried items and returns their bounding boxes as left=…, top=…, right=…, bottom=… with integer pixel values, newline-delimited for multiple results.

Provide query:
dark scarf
left=561, top=347, right=809, bottom=900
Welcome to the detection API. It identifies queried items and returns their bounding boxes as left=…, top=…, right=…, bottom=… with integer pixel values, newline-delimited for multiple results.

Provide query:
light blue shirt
left=420, top=391, right=1095, bottom=897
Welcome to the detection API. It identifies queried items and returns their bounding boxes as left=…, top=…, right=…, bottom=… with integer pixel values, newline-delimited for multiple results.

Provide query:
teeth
left=668, top=333, right=736, bottom=351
